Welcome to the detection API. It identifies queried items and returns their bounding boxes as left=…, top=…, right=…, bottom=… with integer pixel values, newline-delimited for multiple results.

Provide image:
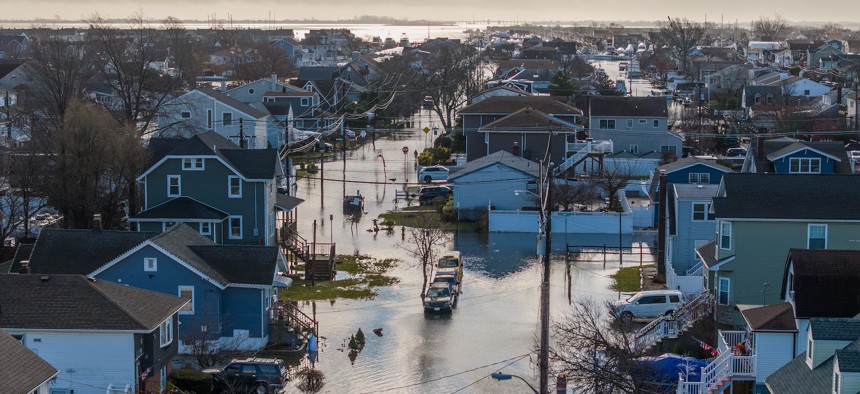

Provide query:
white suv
left=419, top=166, right=449, bottom=183
left=612, top=290, right=684, bottom=322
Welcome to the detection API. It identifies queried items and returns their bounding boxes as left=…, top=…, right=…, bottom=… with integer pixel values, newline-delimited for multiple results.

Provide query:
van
left=612, top=290, right=684, bottom=323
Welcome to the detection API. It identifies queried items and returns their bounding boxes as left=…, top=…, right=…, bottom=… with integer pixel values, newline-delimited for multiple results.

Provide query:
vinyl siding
left=589, top=129, right=682, bottom=155
left=720, top=221, right=860, bottom=315
left=840, top=371, right=860, bottom=394
left=145, top=158, right=272, bottom=245
left=9, top=331, right=135, bottom=394
left=672, top=198, right=718, bottom=273
left=95, top=246, right=223, bottom=339
left=221, top=287, right=266, bottom=339
left=452, top=164, right=536, bottom=219
left=771, top=149, right=837, bottom=174
left=755, top=332, right=796, bottom=382
left=665, top=164, right=728, bottom=185
left=813, top=339, right=852, bottom=368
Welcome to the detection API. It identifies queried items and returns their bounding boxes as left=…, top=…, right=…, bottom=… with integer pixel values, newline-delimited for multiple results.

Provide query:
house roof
left=6, top=243, right=34, bottom=273
left=673, top=184, right=719, bottom=200
left=712, top=173, right=860, bottom=220
left=765, top=351, right=834, bottom=394
left=148, top=224, right=279, bottom=287
left=497, top=59, right=558, bottom=73
left=10, top=229, right=157, bottom=274
left=836, top=349, right=860, bottom=372
left=478, top=107, right=579, bottom=132
left=0, top=60, right=25, bottom=80
left=131, top=197, right=229, bottom=221
left=148, top=132, right=282, bottom=180
left=146, top=137, right=186, bottom=168
left=810, top=318, right=860, bottom=341
left=753, top=137, right=851, bottom=174
left=459, top=96, right=582, bottom=115
left=740, top=302, right=797, bottom=332
left=298, top=66, right=339, bottom=81
left=474, top=85, right=534, bottom=97
left=657, top=156, right=733, bottom=174
left=264, top=91, right=314, bottom=97
left=0, top=274, right=186, bottom=331
left=695, top=240, right=733, bottom=269
left=196, top=87, right=268, bottom=119
left=275, top=193, right=304, bottom=211
left=588, top=96, right=667, bottom=117
left=784, top=249, right=860, bottom=318
left=0, top=330, right=58, bottom=393
left=449, top=150, right=541, bottom=181
left=742, top=85, right=782, bottom=107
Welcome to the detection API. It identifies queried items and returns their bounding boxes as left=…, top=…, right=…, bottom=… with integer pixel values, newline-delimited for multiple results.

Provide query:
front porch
left=677, top=330, right=756, bottom=394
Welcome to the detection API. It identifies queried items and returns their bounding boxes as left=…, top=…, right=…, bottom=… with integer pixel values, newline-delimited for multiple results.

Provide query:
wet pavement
left=286, top=113, right=655, bottom=393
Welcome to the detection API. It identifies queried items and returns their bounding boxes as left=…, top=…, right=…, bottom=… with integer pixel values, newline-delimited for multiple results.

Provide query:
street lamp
left=490, top=372, right=539, bottom=394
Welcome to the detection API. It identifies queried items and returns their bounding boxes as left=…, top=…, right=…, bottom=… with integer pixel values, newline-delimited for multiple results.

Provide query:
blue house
left=132, top=132, right=303, bottom=247
left=449, top=150, right=540, bottom=220
left=743, top=137, right=851, bottom=174
left=8, top=224, right=289, bottom=352
left=665, top=184, right=720, bottom=294
left=649, top=156, right=733, bottom=226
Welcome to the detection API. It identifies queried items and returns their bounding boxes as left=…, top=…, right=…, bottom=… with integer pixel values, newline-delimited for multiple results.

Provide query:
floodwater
left=287, top=112, right=655, bottom=393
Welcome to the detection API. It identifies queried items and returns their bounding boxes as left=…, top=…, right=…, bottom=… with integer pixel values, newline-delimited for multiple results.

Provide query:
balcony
left=676, top=330, right=755, bottom=394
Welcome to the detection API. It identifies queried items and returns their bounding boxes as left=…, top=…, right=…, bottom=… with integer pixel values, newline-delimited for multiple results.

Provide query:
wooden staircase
left=279, top=226, right=336, bottom=281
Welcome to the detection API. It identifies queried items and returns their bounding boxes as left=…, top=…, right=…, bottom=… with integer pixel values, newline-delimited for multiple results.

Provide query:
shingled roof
left=588, top=96, right=667, bottom=117
left=741, top=302, right=797, bottom=332
left=751, top=137, right=852, bottom=174
left=449, top=150, right=541, bottom=181
left=11, top=229, right=156, bottom=274
left=196, top=87, right=267, bottom=118
left=145, top=131, right=282, bottom=180
left=131, top=197, right=229, bottom=221
left=783, top=249, right=860, bottom=318
left=0, top=330, right=57, bottom=394
left=712, top=173, right=860, bottom=220
left=0, top=274, right=186, bottom=331
left=460, top=96, right=582, bottom=115
left=478, top=107, right=579, bottom=132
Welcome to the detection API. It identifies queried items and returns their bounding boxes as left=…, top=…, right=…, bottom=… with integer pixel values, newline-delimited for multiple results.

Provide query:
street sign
left=422, top=127, right=430, bottom=134
left=402, top=146, right=409, bottom=154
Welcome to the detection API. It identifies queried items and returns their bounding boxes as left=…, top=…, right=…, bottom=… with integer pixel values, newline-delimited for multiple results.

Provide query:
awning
left=275, top=193, right=304, bottom=211
left=273, top=275, right=293, bottom=288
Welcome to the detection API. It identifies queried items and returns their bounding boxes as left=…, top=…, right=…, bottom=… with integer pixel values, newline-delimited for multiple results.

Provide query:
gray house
left=587, top=96, right=682, bottom=157
left=450, top=150, right=540, bottom=220
left=132, top=132, right=303, bottom=247
left=667, top=183, right=719, bottom=277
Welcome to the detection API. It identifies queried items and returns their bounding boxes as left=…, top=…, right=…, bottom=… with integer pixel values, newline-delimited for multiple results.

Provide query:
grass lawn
left=279, top=255, right=400, bottom=301
left=611, top=266, right=643, bottom=292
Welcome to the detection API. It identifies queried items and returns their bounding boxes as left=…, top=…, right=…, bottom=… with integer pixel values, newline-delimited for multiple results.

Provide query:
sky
left=3, top=0, right=860, bottom=25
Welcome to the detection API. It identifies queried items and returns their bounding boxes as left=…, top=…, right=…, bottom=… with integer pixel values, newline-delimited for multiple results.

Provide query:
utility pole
left=539, top=162, right=552, bottom=394
left=4, top=90, right=10, bottom=142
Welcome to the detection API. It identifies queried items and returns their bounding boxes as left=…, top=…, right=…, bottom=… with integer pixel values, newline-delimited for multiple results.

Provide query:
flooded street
left=287, top=113, right=654, bottom=393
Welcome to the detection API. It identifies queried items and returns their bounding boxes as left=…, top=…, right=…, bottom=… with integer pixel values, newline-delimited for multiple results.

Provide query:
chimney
left=271, top=73, right=278, bottom=90
left=219, top=80, right=226, bottom=91
left=656, top=170, right=668, bottom=277
left=512, top=141, right=521, bottom=157
left=18, top=260, right=31, bottom=274
left=92, top=214, right=102, bottom=231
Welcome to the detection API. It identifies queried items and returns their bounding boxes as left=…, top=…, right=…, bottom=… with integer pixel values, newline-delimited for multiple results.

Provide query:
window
left=159, top=317, right=173, bottom=347
left=719, top=221, right=732, bottom=250
left=207, top=110, right=212, bottom=129
left=162, top=221, right=177, bottom=231
left=692, top=203, right=715, bottom=221
left=180, top=111, right=191, bottom=119
left=808, top=338, right=813, bottom=360
left=790, top=158, right=821, bottom=174
left=167, top=175, right=181, bottom=197
left=669, top=295, right=681, bottom=303
left=689, top=173, right=700, bottom=183
left=248, top=88, right=255, bottom=94
left=182, top=158, right=204, bottom=170
left=160, top=366, right=167, bottom=391
left=222, top=112, right=233, bottom=126
left=700, top=173, right=710, bottom=184
left=241, top=365, right=257, bottom=375
left=629, top=144, right=639, bottom=154
left=599, top=119, right=616, bottom=129
left=178, top=286, right=194, bottom=314
left=229, top=216, right=243, bottom=239
left=638, top=296, right=667, bottom=304
left=627, top=119, right=633, bottom=128
left=653, top=119, right=660, bottom=128
left=660, top=145, right=677, bottom=154
left=718, top=277, right=730, bottom=305
left=788, top=272, right=795, bottom=299
left=808, top=224, right=827, bottom=249
left=228, top=175, right=242, bottom=198
left=755, top=94, right=761, bottom=104
left=270, top=213, right=276, bottom=236
left=639, top=119, right=647, bottom=124
left=301, top=97, right=309, bottom=106
left=225, top=363, right=241, bottom=373
left=144, top=258, right=157, bottom=272
left=200, top=222, right=212, bottom=236
left=804, top=89, right=811, bottom=96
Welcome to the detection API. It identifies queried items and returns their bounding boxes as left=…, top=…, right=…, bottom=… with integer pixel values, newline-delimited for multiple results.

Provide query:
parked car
left=419, top=165, right=449, bottom=183
left=423, top=282, right=455, bottom=312
left=612, top=290, right=684, bottom=323
left=725, top=147, right=747, bottom=157
left=204, top=358, right=288, bottom=394
left=314, top=142, right=334, bottom=152
left=418, top=186, right=452, bottom=205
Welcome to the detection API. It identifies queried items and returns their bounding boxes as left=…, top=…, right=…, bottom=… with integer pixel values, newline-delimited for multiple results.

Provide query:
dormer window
left=790, top=158, right=821, bottom=174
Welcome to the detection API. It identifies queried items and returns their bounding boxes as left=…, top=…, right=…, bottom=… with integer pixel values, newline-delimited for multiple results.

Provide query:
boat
left=343, top=191, right=364, bottom=212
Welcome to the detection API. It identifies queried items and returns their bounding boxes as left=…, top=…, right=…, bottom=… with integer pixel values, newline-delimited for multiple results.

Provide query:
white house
left=0, top=275, right=188, bottom=394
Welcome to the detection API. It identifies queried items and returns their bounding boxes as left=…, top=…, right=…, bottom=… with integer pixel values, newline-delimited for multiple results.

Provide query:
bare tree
left=417, top=43, right=487, bottom=132
left=25, top=37, right=92, bottom=130
left=553, top=181, right=597, bottom=211
left=659, top=17, right=705, bottom=73
left=552, top=298, right=667, bottom=393
left=402, top=213, right=452, bottom=299
left=181, top=316, right=253, bottom=369
left=232, top=42, right=296, bottom=83
left=595, top=165, right=637, bottom=212
left=752, top=15, right=788, bottom=41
